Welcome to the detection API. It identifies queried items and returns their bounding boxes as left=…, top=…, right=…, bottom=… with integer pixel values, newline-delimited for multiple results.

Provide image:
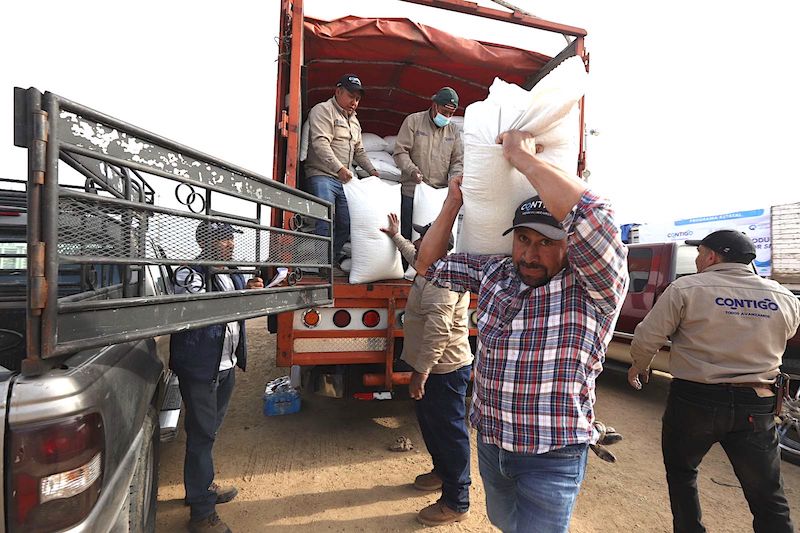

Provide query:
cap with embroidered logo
left=502, top=196, right=567, bottom=240
left=337, top=74, right=364, bottom=94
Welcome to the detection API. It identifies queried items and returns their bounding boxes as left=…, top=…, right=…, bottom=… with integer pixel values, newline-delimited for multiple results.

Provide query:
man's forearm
left=517, top=158, right=587, bottom=221
left=415, top=198, right=459, bottom=274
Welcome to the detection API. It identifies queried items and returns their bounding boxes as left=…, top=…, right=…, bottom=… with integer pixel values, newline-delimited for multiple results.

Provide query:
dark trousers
left=401, top=194, right=413, bottom=241
left=415, top=365, right=472, bottom=513
left=180, top=368, right=236, bottom=520
left=662, top=378, right=793, bottom=533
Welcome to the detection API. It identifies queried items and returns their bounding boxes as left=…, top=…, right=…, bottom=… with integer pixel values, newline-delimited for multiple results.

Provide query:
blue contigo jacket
left=169, top=266, right=248, bottom=382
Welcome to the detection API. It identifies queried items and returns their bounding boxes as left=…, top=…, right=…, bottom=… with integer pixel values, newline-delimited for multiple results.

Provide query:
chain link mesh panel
left=58, top=195, right=330, bottom=266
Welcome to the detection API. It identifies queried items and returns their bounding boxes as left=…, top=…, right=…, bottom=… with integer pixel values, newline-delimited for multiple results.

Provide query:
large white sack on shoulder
left=403, top=183, right=455, bottom=278
left=457, top=143, right=536, bottom=255
left=361, top=132, right=388, bottom=152
left=343, top=177, right=404, bottom=284
left=510, top=56, right=588, bottom=134
left=300, top=120, right=310, bottom=161
left=366, top=151, right=396, bottom=166
left=383, top=135, right=397, bottom=153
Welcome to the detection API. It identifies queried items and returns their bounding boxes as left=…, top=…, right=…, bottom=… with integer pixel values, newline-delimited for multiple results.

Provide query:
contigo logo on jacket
left=715, top=296, right=780, bottom=318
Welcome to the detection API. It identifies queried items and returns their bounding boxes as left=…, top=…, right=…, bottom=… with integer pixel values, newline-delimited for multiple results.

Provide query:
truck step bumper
left=159, top=373, right=182, bottom=442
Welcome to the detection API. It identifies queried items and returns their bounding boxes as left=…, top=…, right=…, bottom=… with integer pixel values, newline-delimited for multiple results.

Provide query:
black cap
left=432, top=87, right=458, bottom=108
left=502, top=196, right=566, bottom=240
left=685, top=230, right=756, bottom=261
left=413, top=222, right=454, bottom=251
left=336, top=74, right=364, bottom=94
left=196, top=221, right=243, bottom=243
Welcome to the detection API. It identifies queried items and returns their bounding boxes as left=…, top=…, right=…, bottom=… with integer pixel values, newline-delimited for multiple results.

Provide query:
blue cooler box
left=263, top=376, right=301, bottom=416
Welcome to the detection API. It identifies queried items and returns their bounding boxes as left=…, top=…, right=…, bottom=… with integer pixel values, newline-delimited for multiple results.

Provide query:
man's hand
left=627, top=366, right=650, bottom=390
left=246, top=276, right=264, bottom=289
left=413, top=170, right=424, bottom=184
left=379, top=213, right=400, bottom=237
left=409, top=371, right=429, bottom=400
left=370, top=169, right=380, bottom=177
left=337, top=167, right=353, bottom=183
left=496, top=130, right=544, bottom=173
left=445, top=175, right=463, bottom=208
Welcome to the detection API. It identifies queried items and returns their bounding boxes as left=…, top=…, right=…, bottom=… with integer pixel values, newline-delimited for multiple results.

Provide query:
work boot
left=413, top=470, right=442, bottom=491
left=188, top=511, right=232, bottom=533
left=184, top=483, right=239, bottom=506
left=417, top=499, right=470, bottom=526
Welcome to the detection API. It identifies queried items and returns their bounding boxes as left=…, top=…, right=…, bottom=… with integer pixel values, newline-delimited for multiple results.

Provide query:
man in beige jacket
left=380, top=213, right=473, bottom=527
left=304, top=73, right=379, bottom=263
left=393, top=87, right=464, bottom=240
left=628, top=230, right=800, bottom=533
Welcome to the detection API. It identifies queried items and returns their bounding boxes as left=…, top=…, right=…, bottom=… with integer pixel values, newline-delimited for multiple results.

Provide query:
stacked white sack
left=403, top=183, right=458, bottom=279
left=343, top=177, right=404, bottom=284
left=457, top=56, right=587, bottom=255
left=354, top=132, right=403, bottom=181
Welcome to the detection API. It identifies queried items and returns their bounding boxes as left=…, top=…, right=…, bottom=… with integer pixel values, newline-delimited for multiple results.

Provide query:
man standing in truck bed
left=393, top=87, right=464, bottom=240
left=304, top=73, right=379, bottom=266
left=415, top=131, right=629, bottom=532
left=628, top=230, right=800, bottom=533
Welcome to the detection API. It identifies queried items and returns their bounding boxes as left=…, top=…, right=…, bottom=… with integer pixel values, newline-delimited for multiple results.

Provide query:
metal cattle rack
left=13, top=87, right=333, bottom=373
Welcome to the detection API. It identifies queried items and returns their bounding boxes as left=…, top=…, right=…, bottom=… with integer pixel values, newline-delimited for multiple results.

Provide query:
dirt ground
left=156, top=317, right=800, bottom=532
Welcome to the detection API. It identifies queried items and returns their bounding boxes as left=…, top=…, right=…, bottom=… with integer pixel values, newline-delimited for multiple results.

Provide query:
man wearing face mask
left=393, top=87, right=464, bottom=241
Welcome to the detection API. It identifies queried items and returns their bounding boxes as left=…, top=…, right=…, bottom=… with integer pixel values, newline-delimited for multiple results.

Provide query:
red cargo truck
left=268, top=0, right=590, bottom=396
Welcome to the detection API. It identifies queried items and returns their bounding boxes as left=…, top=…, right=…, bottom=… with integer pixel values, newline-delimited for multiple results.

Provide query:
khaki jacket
left=391, top=234, right=472, bottom=374
left=393, top=110, right=463, bottom=198
left=304, top=97, right=376, bottom=179
left=631, top=263, right=800, bottom=384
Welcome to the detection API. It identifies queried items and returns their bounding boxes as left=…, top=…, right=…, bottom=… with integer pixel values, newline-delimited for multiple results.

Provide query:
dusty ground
left=156, top=317, right=800, bottom=532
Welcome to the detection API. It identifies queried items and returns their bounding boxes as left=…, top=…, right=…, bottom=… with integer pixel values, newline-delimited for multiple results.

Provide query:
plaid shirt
left=426, top=190, right=628, bottom=453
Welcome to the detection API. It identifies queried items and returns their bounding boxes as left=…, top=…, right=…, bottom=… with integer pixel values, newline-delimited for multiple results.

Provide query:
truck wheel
left=128, top=406, right=159, bottom=532
left=778, top=377, right=800, bottom=464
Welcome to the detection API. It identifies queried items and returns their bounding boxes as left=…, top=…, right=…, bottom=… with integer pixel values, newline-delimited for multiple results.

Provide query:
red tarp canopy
left=304, top=16, right=552, bottom=137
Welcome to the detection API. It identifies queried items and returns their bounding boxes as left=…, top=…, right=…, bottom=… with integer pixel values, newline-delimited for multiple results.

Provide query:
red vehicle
left=268, top=0, right=590, bottom=396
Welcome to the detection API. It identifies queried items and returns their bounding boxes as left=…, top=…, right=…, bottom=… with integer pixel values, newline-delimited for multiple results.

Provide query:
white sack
left=383, top=135, right=397, bottom=153
left=361, top=132, right=388, bottom=152
left=458, top=56, right=587, bottom=254
left=372, top=160, right=402, bottom=181
left=367, top=150, right=396, bottom=166
left=404, top=184, right=457, bottom=279
left=300, top=120, right=310, bottom=161
left=343, top=177, right=404, bottom=283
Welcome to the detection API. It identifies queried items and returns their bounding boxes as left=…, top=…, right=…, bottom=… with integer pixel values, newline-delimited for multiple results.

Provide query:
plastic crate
left=263, top=376, right=301, bottom=416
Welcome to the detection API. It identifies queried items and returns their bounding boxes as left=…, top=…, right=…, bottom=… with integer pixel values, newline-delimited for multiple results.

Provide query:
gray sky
left=2, top=0, right=798, bottom=224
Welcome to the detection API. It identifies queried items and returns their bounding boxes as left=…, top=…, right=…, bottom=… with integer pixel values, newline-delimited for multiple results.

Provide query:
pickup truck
left=0, top=179, right=174, bottom=532
left=606, top=241, right=800, bottom=461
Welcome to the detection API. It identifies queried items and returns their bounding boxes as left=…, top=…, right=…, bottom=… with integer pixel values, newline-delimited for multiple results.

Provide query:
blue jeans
left=180, top=368, right=236, bottom=520
left=662, top=379, right=793, bottom=533
left=304, top=175, right=349, bottom=260
left=477, top=437, right=588, bottom=533
left=415, top=365, right=472, bottom=512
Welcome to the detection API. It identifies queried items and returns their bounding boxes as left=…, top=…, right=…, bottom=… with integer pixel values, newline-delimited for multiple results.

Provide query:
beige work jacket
left=631, top=263, right=800, bottom=384
left=393, top=110, right=463, bottom=198
left=304, top=97, right=376, bottom=179
left=391, top=234, right=472, bottom=374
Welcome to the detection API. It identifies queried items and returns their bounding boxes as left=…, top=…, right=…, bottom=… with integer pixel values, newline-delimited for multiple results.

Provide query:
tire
left=128, top=407, right=160, bottom=532
left=778, top=376, right=800, bottom=464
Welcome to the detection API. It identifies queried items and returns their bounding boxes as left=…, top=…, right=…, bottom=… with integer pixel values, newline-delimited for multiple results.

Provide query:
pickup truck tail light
left=7, top=412, right=104, bottom=531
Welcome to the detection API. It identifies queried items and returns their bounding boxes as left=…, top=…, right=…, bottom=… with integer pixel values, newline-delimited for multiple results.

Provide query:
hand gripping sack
left=343, top=177, right=404, bottom=283
left=404, top=183, right=456, bottom=279
left=458, top=57, right=587, bottom=254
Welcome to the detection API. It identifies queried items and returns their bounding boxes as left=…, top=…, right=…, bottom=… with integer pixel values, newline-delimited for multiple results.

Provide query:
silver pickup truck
left=0, top=183, right=180, bottom=532
left=5, top=87, right=333, bottom=532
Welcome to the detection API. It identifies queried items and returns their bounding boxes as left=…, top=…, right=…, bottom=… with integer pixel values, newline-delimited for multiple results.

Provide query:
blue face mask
left=433, top=113, right=450, bottom=128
